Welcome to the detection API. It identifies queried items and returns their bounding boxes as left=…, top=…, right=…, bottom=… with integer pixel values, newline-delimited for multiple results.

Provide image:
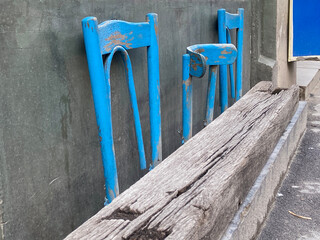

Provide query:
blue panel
left=293, top=0, right=320, bottom=57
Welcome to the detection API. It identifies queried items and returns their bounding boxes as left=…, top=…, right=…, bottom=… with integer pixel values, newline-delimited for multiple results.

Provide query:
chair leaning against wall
left=81, top=13, right=162, bottom=204
left=182, top=44, right=237, bottom=143
left=218, top=8, right=244, bottom=111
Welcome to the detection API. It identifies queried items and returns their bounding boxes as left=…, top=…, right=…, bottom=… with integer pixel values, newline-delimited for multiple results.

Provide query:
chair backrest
left=182, top=44, right=237, bottom=142
left=82, top=13, right=162, bottom=204
left=218, top=8, right=244, bottom=111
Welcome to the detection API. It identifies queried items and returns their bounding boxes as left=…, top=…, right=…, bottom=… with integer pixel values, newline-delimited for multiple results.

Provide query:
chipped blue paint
left=182, top=54, right=192, bottom=143
left=98, top=21, right=151, bottom=54
left=218, top=8, right=244, bottom=110
left=82, top=13, right=161, bottom=204
left=146, top=13, right=162, bottom=170
left=182, top=44, right=237, bottom=142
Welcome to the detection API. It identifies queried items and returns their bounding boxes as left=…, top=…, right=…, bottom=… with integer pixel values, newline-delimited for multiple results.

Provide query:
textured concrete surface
left=250, top=0, right=277, bottom=86
left=222, top=101, right=307, bottom=240
left=297, top=61, right=320, bottom=100
left=258, top=81, right=320, bottom=240
left=0, top=1, right=252, bottom=239
left=274, top=0, right=296, bottom=88
left=250, top=0, right=296, bottom=88
left=297, top=61, right=320, bottom=70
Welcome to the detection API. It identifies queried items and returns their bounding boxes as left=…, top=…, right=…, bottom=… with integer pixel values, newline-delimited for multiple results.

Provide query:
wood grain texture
left=65, top=82, right=299, bottom=240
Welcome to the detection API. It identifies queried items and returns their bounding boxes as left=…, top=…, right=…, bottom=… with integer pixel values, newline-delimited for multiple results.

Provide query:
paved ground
left=258, top=82, right=320, bottom=240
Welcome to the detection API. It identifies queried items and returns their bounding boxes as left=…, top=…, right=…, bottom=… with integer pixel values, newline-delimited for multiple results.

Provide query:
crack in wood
left=127, top=228, right=171, bottom=240
left=122, top=89, right=292, bottom=238
left=272, top=88, right=287, bottom=94
left=102, top=208, right=141, bottom=221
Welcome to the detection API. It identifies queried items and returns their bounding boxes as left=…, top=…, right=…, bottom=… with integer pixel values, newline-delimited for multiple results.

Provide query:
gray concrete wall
left=250, top=0, right=277, bottom=86
left=275, top=0, right=296, bottom=88
left=0, top=0, right=251, bottom=239
left=250, top=0, right=296, bottom=88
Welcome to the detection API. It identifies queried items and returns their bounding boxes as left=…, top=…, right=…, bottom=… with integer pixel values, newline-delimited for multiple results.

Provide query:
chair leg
left=205, top=65, right=218, bottom=126
left=182, top=54, right=192, bottom=143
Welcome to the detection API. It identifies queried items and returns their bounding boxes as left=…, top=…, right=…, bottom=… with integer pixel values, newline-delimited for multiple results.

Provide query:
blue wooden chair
left=218, top=8, right=244, bottom=111
left=81, top=13, right=162, bottom=204
left=182, top=44, right=237, bottom=142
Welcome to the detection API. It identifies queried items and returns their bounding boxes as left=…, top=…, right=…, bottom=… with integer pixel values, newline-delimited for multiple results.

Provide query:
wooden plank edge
left=64, top=82, right=299, bottom=240
left=221, top=101, right=308, bottom=240
left=201, top=84, right=300, bottom=240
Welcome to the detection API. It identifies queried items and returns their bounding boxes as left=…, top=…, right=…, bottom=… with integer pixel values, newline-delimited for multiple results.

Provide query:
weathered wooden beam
left=65, top=82, right=299, bottom=240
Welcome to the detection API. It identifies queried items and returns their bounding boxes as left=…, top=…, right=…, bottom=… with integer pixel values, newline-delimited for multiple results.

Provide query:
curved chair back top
left=187, top=44, right=237, bottom=78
